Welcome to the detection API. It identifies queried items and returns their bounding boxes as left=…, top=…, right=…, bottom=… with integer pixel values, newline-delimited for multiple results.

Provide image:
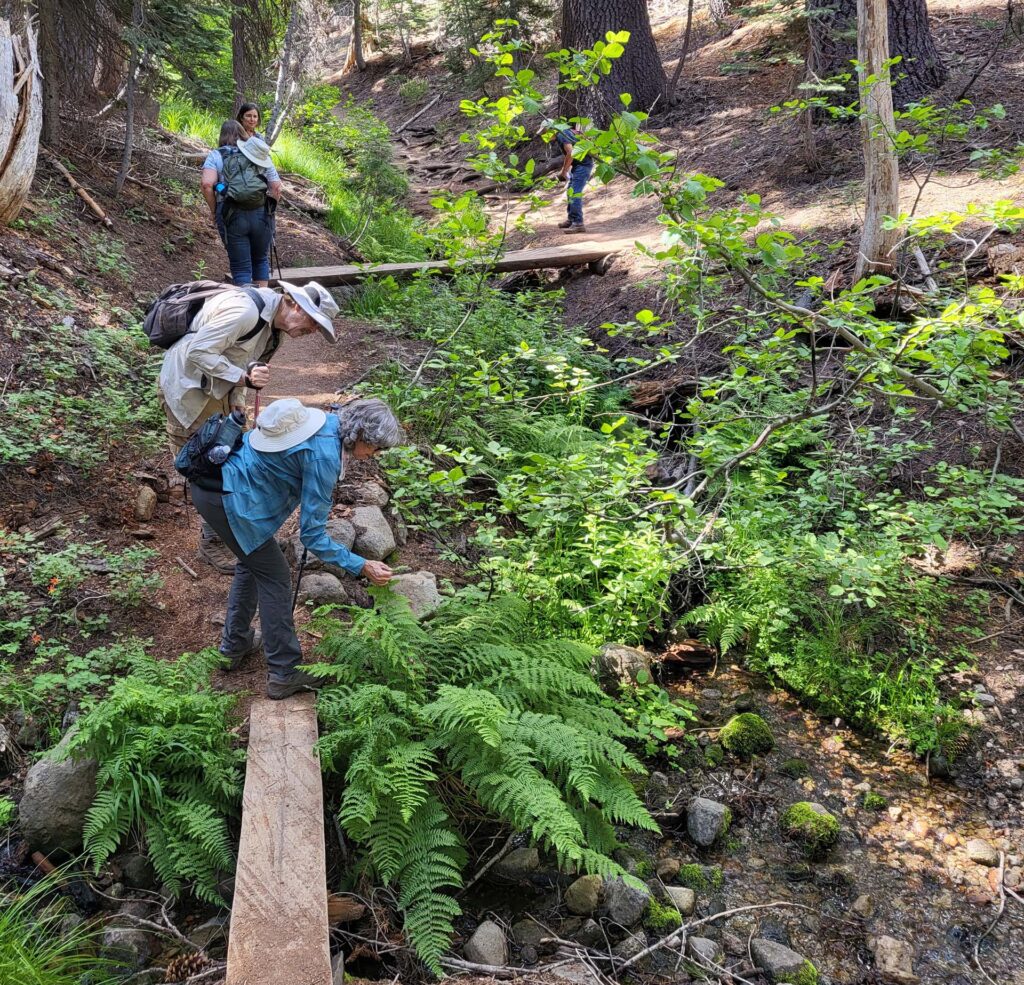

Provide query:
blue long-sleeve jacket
left=221, top=414, right=366, bottom=575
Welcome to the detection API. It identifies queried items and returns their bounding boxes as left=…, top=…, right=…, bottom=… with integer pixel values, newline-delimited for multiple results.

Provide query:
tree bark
left=667, top=0, right=695, bottom=105
left=266, top=0, right=328, bottom=144
left=343, top=0, right=367, bottom=73
left=231, top=0, right=277, bottom=107
left=855, top=0, right=901, bottom=281
left=807, top=0, right=946, bottom=104
left=559, top=0, right=668, bottom=122
left=0, top=13, right=43, bottom=225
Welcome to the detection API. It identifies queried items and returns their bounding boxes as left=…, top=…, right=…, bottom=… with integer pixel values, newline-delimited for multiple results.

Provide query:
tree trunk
left=0, top=14, right=43, bottom=225
left=807, top=0, right=946, bottom=104
left=667, top=0, right=695, bottom=105
left=855, top=0, right=900, bottom=281
left=36, top=0, right=60, bottom=145
left=232, top=0, right=276, bottom=106
left=343, top=0, right=367, bottom=73
left=559, top=0, right=668, bottom=122
left=266, top=0, right=327, bottom=144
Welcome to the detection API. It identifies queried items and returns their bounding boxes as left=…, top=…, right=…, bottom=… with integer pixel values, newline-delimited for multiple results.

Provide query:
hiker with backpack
left=200, top=119, right=282, bottom=287
left=150, top=279, right=339, bottom=572
left=541, top=119, right=594, bottom=234
left=188, top=397, right=403, bottom=700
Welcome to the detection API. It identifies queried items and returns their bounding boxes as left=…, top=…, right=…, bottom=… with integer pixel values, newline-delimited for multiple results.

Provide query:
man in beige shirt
left=158, top=280, right=338, bottom=572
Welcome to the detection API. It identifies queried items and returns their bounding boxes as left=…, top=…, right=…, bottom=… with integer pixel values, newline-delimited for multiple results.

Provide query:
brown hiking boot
left=557, top=219, right=573, bottom=229
left=266, top=669, right=322, bottom=700
left=198, top=537, right=237, bottom=574
left=563, top=224, right=587, bottom=234
left=221, top=630, right=263, bottom=672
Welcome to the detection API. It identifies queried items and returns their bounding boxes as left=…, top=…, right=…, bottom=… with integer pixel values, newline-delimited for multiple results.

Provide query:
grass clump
left=0, top=796, right=14, bottom=828
left=644, top=898, right=681, bottom=932
left=779, top=758, right=809, bottom=778
left=719, top=713, right=775, bottom=758
left=676, top=863, right=723, bottom=892
left=861, top=791, right=888, bottom=811
left=779, top=802, right=840, bottom=859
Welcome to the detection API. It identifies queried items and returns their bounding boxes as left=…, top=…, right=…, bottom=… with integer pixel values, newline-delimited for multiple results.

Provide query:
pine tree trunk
left=344, top=0, right=367, bottom=73
left=855, top=0, right=900, bottom=280
left=807, top=0, right=946, bottom=103
left=0, top=14, right=43, bottom=225
left=232, top=0, right=275, bottom=106
left=559, top=0, right=668, bottom=122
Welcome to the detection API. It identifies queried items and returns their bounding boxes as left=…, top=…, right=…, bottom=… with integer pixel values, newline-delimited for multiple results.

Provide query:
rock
left=102, top=905, right=154, bottom=971
left=494, top=846, right=540, bottom=881
left=134, top=485, right=158, bottom=522
left=350, top=506, right=397, bottom=561
left=512, top=918, right=554, bottom=955
left=597, top=643, right=651, bottom=685
left=331, top=950, right=345, bottom=985
left=19, top=735, right=97, bottom=854
left=687, top=936, right=723, bottom=964
left=565, top=874, right=603, bottom=915
left=665, top=886, right=696, bottom=917
left=389, top=508, right=409, bottom=547
left=549, top=961, right=602, bottom=985
left=751, top=938, right=815, bottom=981
left=779, top=802, right=840, bottom=859
left=118, top=853, right=157, bottom=890
left=464, top=920, right=508, bottom=967
left=853, top=893, right=874, bottom=918
left=655, top=857, right=681, bottom=881
left=15, top=716, right=44, bottom=749
left=975, top=691, right=996, bottom=708
left=571, top=919, right=603, bottom=948
left=733, top=692, right=755, bottom=712
left=389, top=570, right=442, bottom=618
left=189, top=916, right=228, bottom=956
left=337, top=481, right=389, bottom=508
left=722, top=931, right=746, bottom=955
left=687, top=797, right=732, bottom=848
left=700, top=688, right=722, bottom=701
left=285, top=519, right=356, bottom=566
left=966, top=838, right=999, bottom=866
left=719, top=713, right=774, bottom=758
left=610, top=932, right=646, bottom=961
left=520, top=944, right=538, bottom=966
left=600, top=876, right=650, bottom=928
left=871, top=935, right=918, bottom=983
left=297, top=572, right=348, bottom=607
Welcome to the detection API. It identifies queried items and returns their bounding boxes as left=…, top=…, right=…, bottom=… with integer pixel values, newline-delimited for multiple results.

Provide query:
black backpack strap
left=239, top=287, right=271, bottom=342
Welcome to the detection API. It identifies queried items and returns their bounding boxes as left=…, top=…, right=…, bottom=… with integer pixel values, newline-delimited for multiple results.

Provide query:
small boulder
left=719, top=713, right=775, bottom=758
left=464, top=919, right=508, bottom=967
left=853, top=893, right=874, bottom=918
left=611, top=932, right=646, bottom=961
left=665, top=886, right=696, bottom=917
left=687, top=936, right=723, bottom=965
left=597, top=643, right=651, bottom=686
left=19, top=735, right=97, bottom=854
left=512, top=918, right=554, bottom=955
left=389, top=571, right=442, bottom=618
left=565, top=874, right=603, bottom=915
left=134, top=485, right=158, bottom=522
left=779, top=802, right=840, bottom=859
left=285, top=519, right=356, bottom=571
left=570, top=918, right=602, bottom=948
left=297, top=572, right=348, bottom=607
left=687, top=797, right=732, bottom=848
left=600, top=876, right=651, bottom=928
left=871, top=935, right=918, bottom=983
left=655, top=857, right=681, bottom=881
left=351, top=506, right=397, bottom=561
left=966, top=838, right=999, bottom=867
left=117, top=853, right=157, bottom=890
left=102, top=903, right=154, bottom=971
left=493, top=846, right=540, bottom=881
left=336, top=481, right=389, bottom=508
left=751, top=938, right=816, bottom=982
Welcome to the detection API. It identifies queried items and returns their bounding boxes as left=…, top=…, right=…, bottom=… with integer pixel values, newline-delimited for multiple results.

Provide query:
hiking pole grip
left=246, top=361, right=267, bottom=420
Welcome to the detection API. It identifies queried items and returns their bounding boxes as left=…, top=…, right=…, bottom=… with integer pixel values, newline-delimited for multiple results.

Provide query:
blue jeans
left=567, top=159, right=594, bottom=226
left=224, top=205, right=273, bottom=285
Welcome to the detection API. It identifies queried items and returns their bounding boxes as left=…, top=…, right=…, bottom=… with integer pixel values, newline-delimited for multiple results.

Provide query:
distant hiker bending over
left=543, top=120, right=594, bottom=235
left=190, top=397, right=403, bottom=700
left=156, top=279, right=339, bottom=572
left=201, top=119, right=282, bottom=287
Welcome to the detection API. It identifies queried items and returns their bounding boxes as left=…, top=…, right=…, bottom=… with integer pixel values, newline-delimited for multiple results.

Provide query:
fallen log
left=40, top=147, right=113, bottom=228
left=395, top=94, right=440, bottom=134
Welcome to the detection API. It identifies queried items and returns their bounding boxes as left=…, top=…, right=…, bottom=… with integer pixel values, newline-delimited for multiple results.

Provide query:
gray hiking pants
left=191, top=485, right=302, bottom=682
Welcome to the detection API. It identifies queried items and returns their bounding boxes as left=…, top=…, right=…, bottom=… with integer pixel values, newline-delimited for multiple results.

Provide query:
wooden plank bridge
left=273, top=237, right=640, bottom=287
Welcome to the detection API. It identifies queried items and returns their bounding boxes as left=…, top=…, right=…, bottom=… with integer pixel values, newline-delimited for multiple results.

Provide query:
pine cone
left=165, top=952, right=209, bottom=983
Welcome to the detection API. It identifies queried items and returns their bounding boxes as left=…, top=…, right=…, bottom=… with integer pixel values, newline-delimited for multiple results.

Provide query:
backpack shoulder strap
left=238, top=287, right=272, bottom=342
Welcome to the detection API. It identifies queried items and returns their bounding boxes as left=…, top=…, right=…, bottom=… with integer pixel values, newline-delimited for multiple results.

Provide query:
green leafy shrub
left=0, top=796, right=14, bottom=828
left=861, top=791, right=888, bottom=811
left=719, top=713, right=775, bottom=758
left=311, top=590, right=657, bottom=972
left=61, top=648, right=244, bottom=904
left=779, top=758, right=809, bottom=778
left=399, top=78, right=430, bottom=104
left=779, top=802, right=840, bottom=858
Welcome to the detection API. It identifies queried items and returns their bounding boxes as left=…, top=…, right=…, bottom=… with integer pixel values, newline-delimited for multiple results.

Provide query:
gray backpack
left=142, top=282, right=267, bottom=349
left=221, top=149, right=267, bottom=209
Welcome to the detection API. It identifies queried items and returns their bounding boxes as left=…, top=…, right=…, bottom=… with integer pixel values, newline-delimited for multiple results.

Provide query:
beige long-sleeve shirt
left=158, top=288, right=281, bottom=428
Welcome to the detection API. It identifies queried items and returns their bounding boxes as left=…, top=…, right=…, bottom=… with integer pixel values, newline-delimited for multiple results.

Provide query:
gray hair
left=337, top=398, right=404, bottom=451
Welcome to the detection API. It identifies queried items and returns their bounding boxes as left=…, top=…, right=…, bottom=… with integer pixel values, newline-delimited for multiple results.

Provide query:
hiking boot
left=198, top=537, right=237, bottom=574
left=563, top=223, right=587, bottom=234
left=221, top=630, right=262, bottom=672
left=557, top=219, right=573, bottom=229
left=266, top=669, right=322, bottom=700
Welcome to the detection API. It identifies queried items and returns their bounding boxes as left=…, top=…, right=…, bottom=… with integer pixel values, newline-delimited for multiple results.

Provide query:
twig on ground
left=461, top=831, right=516, bottom=894
left=175, top=556, right=199, bottom=579
left=974, top=851, right=1006, bottom=985
left=40, top=147, right=114, bottom=228
left=396, top=95, right=440, bottom=134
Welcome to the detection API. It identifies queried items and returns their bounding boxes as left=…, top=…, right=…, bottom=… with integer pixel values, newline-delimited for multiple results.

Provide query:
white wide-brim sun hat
left=237, top=135, right=274, bottom=170
left=249, top=398, right=327, bottom=453
left=278, top=280, right=340, bottom=342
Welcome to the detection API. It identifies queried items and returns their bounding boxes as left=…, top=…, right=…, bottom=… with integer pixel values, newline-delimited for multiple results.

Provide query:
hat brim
left=237, top=139, right=274, bottom=170
left=249, top=406, right=327, bottom=452
left=279, top=281, right=338, bottom=342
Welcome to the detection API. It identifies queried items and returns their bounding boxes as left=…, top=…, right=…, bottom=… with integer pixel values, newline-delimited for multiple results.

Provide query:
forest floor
left=1, top=0, right=1024, bottom=981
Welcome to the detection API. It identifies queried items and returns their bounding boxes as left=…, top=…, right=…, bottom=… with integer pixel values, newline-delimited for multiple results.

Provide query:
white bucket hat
left=249, top=398, right=327, bottom=452
left=278, top=280, right=340, bottom=342
left=237, top=135, right=274, bottom=170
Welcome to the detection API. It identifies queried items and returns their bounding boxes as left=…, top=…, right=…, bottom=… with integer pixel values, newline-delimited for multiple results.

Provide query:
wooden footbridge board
left=226, top=693, right=332, bottom=985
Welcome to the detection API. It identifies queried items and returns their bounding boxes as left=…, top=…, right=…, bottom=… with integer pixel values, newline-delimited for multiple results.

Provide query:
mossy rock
left=719, top=713, right=775, bottom=758
left=786, top=960, right=820, bottom=985
left=704, top=743, right=725, bottom=768
left=676, top=863, right=723, bottom=892
left=780, top=802, right=840, bottom=859
left=779, top=758, right=809, bottom=778
left=861, top=791, right=888, bottom=811
left=643, top=897, right=681, bottom=932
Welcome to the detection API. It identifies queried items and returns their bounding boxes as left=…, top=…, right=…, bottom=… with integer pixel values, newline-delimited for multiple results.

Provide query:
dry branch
left=40, top=147, right=114, bottom=227
left=396, top=94, right=440, bottom=134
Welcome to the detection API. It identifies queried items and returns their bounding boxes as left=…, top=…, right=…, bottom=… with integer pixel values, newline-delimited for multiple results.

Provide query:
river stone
left=351, top=506, right=397, bottom=560
left=494, top=846, right=540, bottom=881
left=871, top=935, right=918, bottom=983
left=512, top=918, right=555, bottom=955
left=611, top=932, right=646, bottom=961
left=687, top=936, right=723, bottom=964
left=565, top=874, right=603, bottom=915
left=966, top=838, right=999, bottom=866
left=665, top=886, right=696, bottom=917
left=751, top=938, right=811, bottom=980
left=656, top=857, right=681, bottom=881
left=597, top=643, right=651, bottom=685
left=134, top=485, right=158, bottom=522
left=297, top=572, right=347, bottom=607
left=853, top=893, right=874, bottom=918
left=389, top=570, right=441, bottom=618
left=19, top=735, right=97, bottom=854
left=464, top=920, right=508, bottom=966
left=600, top=876, right=650, bottom=928
left=687, top=797, right=731, bottom=847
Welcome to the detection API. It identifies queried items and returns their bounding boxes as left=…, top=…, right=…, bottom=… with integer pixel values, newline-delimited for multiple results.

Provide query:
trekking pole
left=291, top=546, right=308, bottom=612
left=246, top=360, right=267, bottom=420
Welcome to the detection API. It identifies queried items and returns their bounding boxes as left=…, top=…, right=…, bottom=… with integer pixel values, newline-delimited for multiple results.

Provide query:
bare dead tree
left=666, top=0, right=696, bottom=105
left=0, top=10, right=43, bottom=225
left=265, top=0, right=329, bottom=144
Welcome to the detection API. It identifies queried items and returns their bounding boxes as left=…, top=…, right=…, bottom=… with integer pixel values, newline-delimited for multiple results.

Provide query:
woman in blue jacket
left=191, top=397, right=404, bottom=699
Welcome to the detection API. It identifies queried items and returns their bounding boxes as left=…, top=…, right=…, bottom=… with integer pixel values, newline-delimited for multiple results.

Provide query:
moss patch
left=676, top=863, right=723, bottom=892
left=643, top=897, right=681, bottom=932
left=861, top=791, right=888, bottom=811
left=634, top=858, right=653, bottom=879
left=780, top=802, right=840, bottom=859
left=779, top=757, right=809, bottom=778
left=782, top=960, right=820, bottom=985
left=705, top=743, right=725, bottom=768
left=719, top=713, right=775, bottom=758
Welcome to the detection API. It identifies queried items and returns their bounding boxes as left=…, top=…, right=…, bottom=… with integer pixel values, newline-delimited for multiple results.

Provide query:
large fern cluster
left=310, top=591, right=657, bottom=972
left=61, top=648, right=244, bottom=905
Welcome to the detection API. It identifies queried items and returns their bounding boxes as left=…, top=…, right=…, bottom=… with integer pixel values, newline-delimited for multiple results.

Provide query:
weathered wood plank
left=226, top=694, right=331, bottom=985
left=273, top=237, right=640, bottom=287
